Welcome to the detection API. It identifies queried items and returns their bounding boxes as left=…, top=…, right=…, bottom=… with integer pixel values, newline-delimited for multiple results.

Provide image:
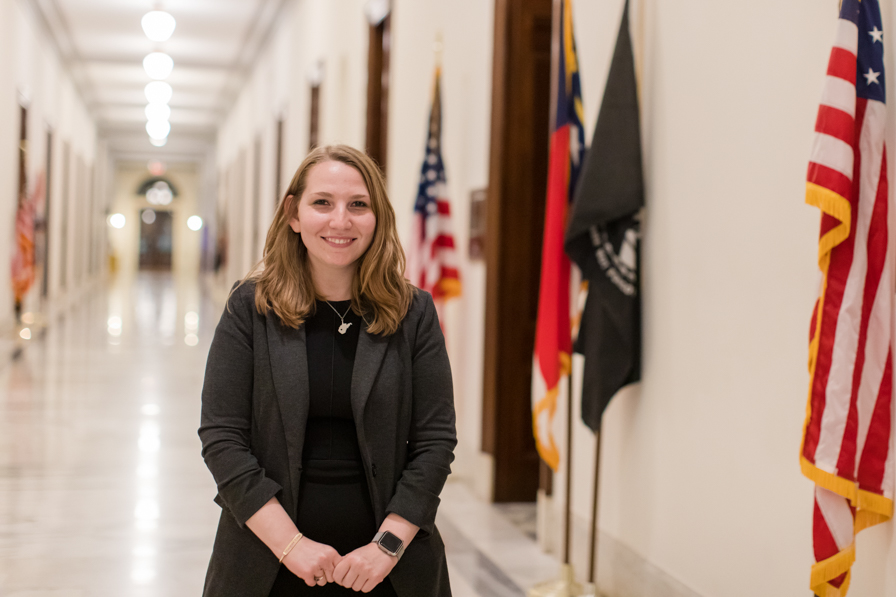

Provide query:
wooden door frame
left=275, top=117, right=284, bottom=205
left=365, top=12, right=391, bottom=172
left=483, top=0, right=554, bottom=502
left=309, top=84, right=321, bottom=151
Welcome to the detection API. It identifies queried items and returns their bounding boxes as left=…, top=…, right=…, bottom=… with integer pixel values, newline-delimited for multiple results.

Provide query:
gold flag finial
left=434, top=31, right=443, bottom=70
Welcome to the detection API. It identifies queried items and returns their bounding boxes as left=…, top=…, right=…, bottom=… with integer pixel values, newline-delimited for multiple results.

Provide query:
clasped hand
left=284, top=538, right=397, bottom=591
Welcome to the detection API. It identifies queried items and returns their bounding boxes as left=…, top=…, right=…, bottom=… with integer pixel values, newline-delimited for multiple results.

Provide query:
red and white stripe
left=802, top=11, right=893, bottom=597
left=411, top=183, right=460, bottom=299
left=11, top=191, right=37, bottom=303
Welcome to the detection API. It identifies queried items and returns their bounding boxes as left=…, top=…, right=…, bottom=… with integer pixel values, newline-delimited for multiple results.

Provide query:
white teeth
left=326, top=238, right=352, bottom=245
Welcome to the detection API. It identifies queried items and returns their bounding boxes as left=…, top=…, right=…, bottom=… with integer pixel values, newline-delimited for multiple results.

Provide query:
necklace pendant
left=338, top=322, right=352, bottom=334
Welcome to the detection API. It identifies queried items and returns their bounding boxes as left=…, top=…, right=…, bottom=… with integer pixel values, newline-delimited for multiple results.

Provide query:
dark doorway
left=17, top=105, right=26, bottom=198
left=275, top=117, right=284, bottom=205
left=139, top=209, right=173, bottom=270
left=309, top=84, right=321, bottom=151
left=39, top=128, right=52, bottom=298
left=365, top=11, right=391, bottom=171
left=252, top=136, right=262, bottom=262
left=13, top=104, right=27, bottom=317
left=59, top=142, right=70, bottom=289
left=483, top=0, right=554, bottom=502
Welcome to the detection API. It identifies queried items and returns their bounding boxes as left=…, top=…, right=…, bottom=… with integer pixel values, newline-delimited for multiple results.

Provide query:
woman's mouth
left=324, top=237, right=355, bottom=246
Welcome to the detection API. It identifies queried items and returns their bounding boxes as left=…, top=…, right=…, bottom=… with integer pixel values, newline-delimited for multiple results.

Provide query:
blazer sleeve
left=385, top=292, right=458, bottom=535
left=198, top=283, right=282, bottom=527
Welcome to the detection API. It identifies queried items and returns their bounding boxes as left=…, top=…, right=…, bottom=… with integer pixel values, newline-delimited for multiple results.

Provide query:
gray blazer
left=199, top=281, right=456, bottom=596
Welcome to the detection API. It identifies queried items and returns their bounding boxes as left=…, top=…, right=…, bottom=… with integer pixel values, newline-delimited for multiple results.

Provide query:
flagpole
left=434, top=30, right=443, bottom=70
left=549, top=0, right=562, bottom=564
left=530, top=375, right=593, bottom=597
left=563, top=371, right=574, bottom=566
left=587, top=422, right=603, bottom=583
left=529, top=2, right=593, bottom=594
left=548, top=0, right=560, bottom=134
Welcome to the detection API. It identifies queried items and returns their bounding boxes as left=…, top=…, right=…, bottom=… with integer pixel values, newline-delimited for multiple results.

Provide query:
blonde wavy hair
left=239, top=144, right=414, bottom=335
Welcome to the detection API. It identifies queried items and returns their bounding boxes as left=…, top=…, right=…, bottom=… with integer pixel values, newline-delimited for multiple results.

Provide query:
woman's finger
left=332, top=559, right=349, bottom=585
left=352, top=573, right=367, bottom=592
left=324, top=549, right=341, bottom=582
left=361, top=578, right=380, bottom=593
left=340, top=567, right=360, bottom=589
left=323, top=565, right=335, bottom=584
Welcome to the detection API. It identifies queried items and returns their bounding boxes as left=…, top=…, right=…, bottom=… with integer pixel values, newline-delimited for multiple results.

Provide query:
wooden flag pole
left=587, top=421, right=603, bottom=583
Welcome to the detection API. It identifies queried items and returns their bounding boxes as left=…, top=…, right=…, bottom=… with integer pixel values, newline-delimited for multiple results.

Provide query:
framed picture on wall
left=469, top=188, right=486, bottom=260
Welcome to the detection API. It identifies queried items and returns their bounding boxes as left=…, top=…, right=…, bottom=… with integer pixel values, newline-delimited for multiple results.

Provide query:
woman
left=199, top=144, right=456, bottom=596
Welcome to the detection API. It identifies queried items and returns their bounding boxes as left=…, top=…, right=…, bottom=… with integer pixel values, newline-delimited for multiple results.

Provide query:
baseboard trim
left=540, top=510, right=703, bottom=597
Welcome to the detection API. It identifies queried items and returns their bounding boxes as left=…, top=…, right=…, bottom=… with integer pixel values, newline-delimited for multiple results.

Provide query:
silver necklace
left=324, top=300, right=353, bottom=334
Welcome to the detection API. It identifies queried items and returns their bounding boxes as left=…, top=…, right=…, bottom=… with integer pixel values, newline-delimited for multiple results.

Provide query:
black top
left=302, top=300, right=364, bottom=480
left=200, top=281, right=455, bottom=597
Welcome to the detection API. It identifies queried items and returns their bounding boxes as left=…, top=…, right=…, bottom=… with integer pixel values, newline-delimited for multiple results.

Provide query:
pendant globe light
left=142, top=8, right=176, bottom=148
left=144, top=52, right=174, bottom=80
left=146, top=120, right=171, bottom=140
left=145, top=81, right=173, bottom=105
left=145, top=103, right=171, bottom=122
left=142, top=11, right=176, bottom=42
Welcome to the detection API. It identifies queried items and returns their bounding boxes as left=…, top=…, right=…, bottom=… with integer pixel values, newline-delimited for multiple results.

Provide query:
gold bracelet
left=278, top=531, right=304, bottom=563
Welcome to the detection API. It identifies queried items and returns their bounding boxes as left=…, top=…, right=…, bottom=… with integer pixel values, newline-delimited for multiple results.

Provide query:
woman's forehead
left=305, top=160, right=368, bottom=192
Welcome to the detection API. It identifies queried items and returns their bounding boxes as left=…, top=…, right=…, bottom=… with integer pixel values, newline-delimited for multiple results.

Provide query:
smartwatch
left=372, top=530, right=405, bottom=559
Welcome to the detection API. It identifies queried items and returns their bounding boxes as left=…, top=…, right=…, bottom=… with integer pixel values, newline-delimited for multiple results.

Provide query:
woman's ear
left=286, top=194, right=301, bottom=233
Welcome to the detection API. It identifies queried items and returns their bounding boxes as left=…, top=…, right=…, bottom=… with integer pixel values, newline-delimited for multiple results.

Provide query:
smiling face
left=289, top=160, right=377, bottom=283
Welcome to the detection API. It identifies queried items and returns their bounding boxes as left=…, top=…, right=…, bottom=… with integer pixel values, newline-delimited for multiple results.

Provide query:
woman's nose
left=329, top=206, right=351, bottom=229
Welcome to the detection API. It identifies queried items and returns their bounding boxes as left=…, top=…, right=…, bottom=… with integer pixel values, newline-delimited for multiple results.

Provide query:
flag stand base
left=528, top=564, right=596, bottom=597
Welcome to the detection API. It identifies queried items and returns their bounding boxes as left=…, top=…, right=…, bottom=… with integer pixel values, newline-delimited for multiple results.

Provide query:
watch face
left=378, top=532, right=403, bottom=554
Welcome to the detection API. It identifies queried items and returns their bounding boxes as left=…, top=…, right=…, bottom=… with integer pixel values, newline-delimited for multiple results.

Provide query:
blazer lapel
left=351, top=325, right=390, bottom=425
left=266, top=318, right=309, bottom=507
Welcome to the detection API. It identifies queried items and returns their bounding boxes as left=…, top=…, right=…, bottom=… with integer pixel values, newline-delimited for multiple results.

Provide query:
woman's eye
left=352, top=201, right=369, bottom=208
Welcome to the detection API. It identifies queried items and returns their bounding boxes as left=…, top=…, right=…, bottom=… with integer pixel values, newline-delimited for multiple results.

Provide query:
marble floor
left=0, top=272, right=560, bottom=597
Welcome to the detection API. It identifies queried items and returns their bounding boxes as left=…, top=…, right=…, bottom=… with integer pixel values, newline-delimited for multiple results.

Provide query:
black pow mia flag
left=564, top=0, right=643, bottom=432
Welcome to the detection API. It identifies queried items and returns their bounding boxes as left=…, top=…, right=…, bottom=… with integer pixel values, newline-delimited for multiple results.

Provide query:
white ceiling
left=30, top=0, right=290, bottom=161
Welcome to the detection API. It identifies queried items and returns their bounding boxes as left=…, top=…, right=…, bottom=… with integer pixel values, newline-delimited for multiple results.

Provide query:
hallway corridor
left=0, top=274, right=557, bottom=597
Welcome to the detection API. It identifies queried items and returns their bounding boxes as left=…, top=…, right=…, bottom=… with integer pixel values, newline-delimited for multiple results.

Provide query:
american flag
left=11, top=177, right=41, bottom=305
left=407, top=67, right=461, bottom=302
left=801, top=1, right=892, bottom=595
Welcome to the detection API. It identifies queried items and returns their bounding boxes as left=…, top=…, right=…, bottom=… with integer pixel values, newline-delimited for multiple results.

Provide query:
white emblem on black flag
left=589, top=218, right=640, bottom=298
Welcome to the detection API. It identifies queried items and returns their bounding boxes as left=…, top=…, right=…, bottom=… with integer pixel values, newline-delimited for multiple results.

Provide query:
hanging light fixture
left=146, top=181, right=174, bottom=206
left=150, top=138, right=168, bottom=147
left=141, top=11, right=176, bottom=42
left=145, top=103, right=171, bottom=122
left=143, top=52, right=174, bottom=80
left=146, top=120, right=171, bottom=140
left=108, top=213, right=126, bottom=229
left=144, top=81, right=173, bottom=105
left=364, top=0, right=390, bottom=25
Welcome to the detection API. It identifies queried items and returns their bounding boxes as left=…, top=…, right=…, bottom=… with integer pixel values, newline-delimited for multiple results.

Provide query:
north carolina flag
left=532, top=0, right=586, bottom=471
left=801, top=1, right=893, bottom=595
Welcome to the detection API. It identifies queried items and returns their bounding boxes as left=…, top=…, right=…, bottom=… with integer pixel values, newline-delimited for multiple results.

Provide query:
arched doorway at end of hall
left=139, top=208, right=173, bottom=270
